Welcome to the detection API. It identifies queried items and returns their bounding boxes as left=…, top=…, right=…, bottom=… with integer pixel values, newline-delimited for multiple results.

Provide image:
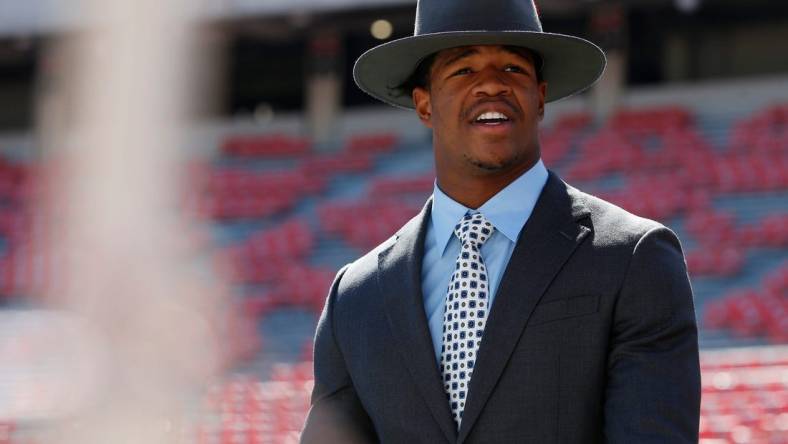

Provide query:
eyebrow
left=436, top=46, right=537, bottom=71
left=502, top=46, right=537, bottom=65
left=437, top=48, right=480, bottom=70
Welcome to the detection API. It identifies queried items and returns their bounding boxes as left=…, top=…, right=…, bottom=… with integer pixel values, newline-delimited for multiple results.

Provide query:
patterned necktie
left=440, top=212, right=495, bottom=428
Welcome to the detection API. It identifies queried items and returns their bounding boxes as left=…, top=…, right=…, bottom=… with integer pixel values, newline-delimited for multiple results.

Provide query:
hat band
left=416, top=20, right=543, bottom=35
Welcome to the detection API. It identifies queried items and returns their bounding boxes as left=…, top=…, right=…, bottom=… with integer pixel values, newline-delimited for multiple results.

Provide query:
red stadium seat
left=698, top=344, right=788, bottom=442
left=195, top=374, right=313, bottom=444
left=218, top=219, right=315, bottom=284
left=703, top=263, right=788, bottom=342
left=609, top=106, right=693, bottom=134
left=300, top=151, right=374, bottom=176
left=197, top=168, right=328, bottom=221
left=539, top=111, right=593, bottom=164
left=186, top=346, right=788, bottom=444
left=345, top=133, right=398, bottom=154
left=318, top=199, right=422, bottom=249
left=221, top=133, right=312, bottom=158
left=727, top=103, right=788, bottom=155
left=367, top=173, right=434, bottom=198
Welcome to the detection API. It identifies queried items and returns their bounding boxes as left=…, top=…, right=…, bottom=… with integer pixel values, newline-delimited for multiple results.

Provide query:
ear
left=412, top=87, right=433, bottom=128
left=537, top=81, right=547, bottom=120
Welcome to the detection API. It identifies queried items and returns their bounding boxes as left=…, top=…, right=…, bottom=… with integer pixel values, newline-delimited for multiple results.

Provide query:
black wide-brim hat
left=353, top=0, right=606, bottom=109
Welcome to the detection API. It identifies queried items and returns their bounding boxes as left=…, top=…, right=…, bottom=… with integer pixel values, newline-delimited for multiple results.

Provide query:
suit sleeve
left=603, top=226, right=701, bottom=443
left=300, top=265, right=377, bottom=444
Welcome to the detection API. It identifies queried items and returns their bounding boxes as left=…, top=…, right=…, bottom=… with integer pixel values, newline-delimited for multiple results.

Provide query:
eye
left=451, top=67, right=472, bottom=76
left=503, top=65, right=525, bottom=73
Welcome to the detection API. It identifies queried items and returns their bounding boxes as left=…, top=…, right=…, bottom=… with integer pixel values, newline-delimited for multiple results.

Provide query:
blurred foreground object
left=19, top=0, right=225, bottom=442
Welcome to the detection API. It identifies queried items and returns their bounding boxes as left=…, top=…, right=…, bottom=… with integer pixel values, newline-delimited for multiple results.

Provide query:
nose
left=471, top=66, right=512, bottom=97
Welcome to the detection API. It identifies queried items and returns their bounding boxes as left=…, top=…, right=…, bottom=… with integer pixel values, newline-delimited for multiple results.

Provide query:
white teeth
left=475, top=111, right=509, bottom=122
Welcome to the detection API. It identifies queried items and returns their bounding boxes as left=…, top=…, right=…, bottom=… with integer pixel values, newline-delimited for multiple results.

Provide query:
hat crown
left=415, top=0, right=543, bottom=35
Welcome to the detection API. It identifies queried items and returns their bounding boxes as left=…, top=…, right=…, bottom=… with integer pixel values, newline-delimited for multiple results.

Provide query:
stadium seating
left=194, top=372, right=312, bottom=444
left=195, top=168, right=326, bottom=220
left=539, top=111, right=592, bottom=165
left=609, top=106, right=694, bottom=133
left=728, top=104, right=788, bottom=155
left=704, top=262, right=788, bottom=343
left=299, top=150, right=374, bottom=176
left=179, top=344, right=787, bottom=444
left=345, top=132, right=398, bottom=154
left=367, top=173, right=433, bottom=198
left=219, top=219, right=314, bottom=284
left=303, top=132, right=399, bottom=176
left=244, top=264, right=336, bottom=314
left=318, top=199, right=423, bottom=250
left=221, top=133, right=311, bottom=158
left=699, top=346, right=788, bottom=443
left=1, top=102, right=787, bottom=442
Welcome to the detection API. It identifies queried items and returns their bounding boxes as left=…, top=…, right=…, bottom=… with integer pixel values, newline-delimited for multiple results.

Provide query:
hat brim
left=353, top=31, right=606, bottom=109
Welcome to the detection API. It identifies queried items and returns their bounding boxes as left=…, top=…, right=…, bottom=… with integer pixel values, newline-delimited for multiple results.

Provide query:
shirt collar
left=430, top=159, right=549, bottom=256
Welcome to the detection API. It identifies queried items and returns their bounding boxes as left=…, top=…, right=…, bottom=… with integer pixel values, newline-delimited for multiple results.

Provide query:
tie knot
left=454, top=212, right=495, bottom=248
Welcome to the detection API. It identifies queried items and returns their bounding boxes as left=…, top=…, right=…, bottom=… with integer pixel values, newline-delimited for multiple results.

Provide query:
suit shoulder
left=568, top=184, right=672, bottom=246
left=337, top=235, right=395, bottom=295
left=335, top=208, right=422, bottom=299
left=346, top=207, right=429, bottom=277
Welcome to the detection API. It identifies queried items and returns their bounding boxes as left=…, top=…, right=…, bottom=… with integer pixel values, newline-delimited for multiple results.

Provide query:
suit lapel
left=378, top=199, right=458, bottom=443
left=457, top=173, right=592, bottom=443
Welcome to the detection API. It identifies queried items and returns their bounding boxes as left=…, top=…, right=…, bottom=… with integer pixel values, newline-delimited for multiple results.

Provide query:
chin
left=466, top=149, right=519, bottom=171
left=467, top=156, right=512, bottom=172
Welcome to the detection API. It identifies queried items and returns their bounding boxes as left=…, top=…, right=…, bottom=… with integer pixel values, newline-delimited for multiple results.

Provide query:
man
left=301, top=0, right=701, bottom=442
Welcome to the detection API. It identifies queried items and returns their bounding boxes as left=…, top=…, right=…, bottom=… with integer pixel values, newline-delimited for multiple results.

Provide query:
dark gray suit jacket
left=301, top=172, right=701, bottom=443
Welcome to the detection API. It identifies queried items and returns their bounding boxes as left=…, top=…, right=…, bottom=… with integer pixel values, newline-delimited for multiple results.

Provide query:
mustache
left=462, top=97, right=522, bottom=122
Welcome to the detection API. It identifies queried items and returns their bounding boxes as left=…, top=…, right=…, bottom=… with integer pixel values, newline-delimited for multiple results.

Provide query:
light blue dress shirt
left=420, top=159, right=549, bottom=362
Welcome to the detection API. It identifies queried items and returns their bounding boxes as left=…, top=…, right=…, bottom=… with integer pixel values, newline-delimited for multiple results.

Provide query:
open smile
left=465, top=100, right=520, bottom=133
left=474, top=111, right=510, bottom=125
left=469, top=109, right=516, bottom=133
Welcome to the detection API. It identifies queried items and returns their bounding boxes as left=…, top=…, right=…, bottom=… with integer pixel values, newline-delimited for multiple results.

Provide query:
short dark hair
left=392, top=46, right=544, bottom=99
left=391, top=53, right=438, bottom=99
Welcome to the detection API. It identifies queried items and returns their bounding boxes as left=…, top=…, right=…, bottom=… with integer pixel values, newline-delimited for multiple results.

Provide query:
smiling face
left=412, top=45, right=547, bottom=207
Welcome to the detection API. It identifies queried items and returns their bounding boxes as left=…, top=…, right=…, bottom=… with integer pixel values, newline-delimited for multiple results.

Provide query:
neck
left=437, top=158, right=539, bottom=209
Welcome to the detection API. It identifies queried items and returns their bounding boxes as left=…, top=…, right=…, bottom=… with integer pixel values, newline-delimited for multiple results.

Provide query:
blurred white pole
left=36, top=0, right=224, bottom=443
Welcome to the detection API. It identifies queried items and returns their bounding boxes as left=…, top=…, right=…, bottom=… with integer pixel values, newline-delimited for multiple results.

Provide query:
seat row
left=566, top=133, right=788, bottom=194
left=243, top=265, right=335, bottom=316
left=728, top=104, right=788, bottom=154
left=318, top=199, right=424, bottom=250
left=220, top=220, right=314, bottom=285
left=704, top=263, right=788, bottom=342
left=539, top=112, right=594, bottom=165
left=221, top=132, right=398, bottom=158
left=185, top=344, right=788, bottom=444
left=608, top=106, right=694, bottom=133
left=699, top=346, right=788, bottom=442
left=188, top=148, right=381, bottom=221
left=195, top=375, right=312, bottom=444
